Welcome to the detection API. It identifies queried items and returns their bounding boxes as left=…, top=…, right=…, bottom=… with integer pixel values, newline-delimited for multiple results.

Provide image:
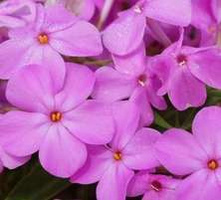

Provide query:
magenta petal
left=102, top=11, right=146, bottom=55
left=0, top=145, right=30, bottom=169
left=192, top=106, right=221, bottom=157
left=39, top=124, right=87, bottom=178
left=110, top=101, right=140, bottom=150
left=6, top=65, right=57, bottom=113
left=0, top=111, right=48, bottom=157
left=112, top=43, right=146, bottom=76
left=168, top=67, right=207, bottom=111
left=71, top=146, right=113, bottom=184
left=96, top=163, right=134, bottom=200
left=155, top=128, right=207, bottom=175
left=189, top=48, right=221, bottom=89
left=92, top=67, right=136, bottom=102
left=176, top=170, right=221, bottom=200
left=50, top=20, right=102, bottom=57
left=145, top=0, right=191, bottom=26
left=123, top=128, right=161, bottom=170
left=63, top=100, right=114, bottom=145
left=55, top=63, right=95, bottom=111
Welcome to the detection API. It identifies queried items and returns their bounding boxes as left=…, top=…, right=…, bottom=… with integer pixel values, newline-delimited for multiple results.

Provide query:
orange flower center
left=50, top=111, right=62, bottom=122
left=208, top=159, right=219, bottom=170
left=38, top=33, right=49, bottom=44
left=113, top=152, right=122, bottom=161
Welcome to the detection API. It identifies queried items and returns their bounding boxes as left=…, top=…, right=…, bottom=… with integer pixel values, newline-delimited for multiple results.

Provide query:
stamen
left=208, top=159, right=219, bottom=170
left=38, top=33, right=49, bottom=44
left=50, top=111, right=62, bottom=122
left=113, top=151, right=122, bottom=161
left=150, top=180, right=162, bottom=192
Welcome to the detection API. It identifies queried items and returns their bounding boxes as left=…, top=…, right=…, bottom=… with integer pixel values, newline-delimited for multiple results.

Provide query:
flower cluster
left=0, top=0, right=221, bottom=200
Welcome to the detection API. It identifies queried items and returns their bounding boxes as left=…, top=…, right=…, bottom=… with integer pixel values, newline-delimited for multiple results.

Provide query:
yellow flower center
left=50, top=111, right=62, bottom=122
left=113, top=152, right=122, bottom=161
left=208, top=159, right=219, bottom=170
left=38, top=33, right=49, bottom=44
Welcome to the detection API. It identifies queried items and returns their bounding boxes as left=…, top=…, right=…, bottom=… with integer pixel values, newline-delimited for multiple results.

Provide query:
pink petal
left=168, top=67, right=207, bottom=111
left=39, top=124, right=87, bottom=178
left=0, top=15, right=25, bottom=28
left=92, top=67, right=137, bottom=102
left=123, top=128, right=161, bottom=170
left=127, top=171, right=150, bottom=197
left=145, top=0, right=191, bottom=26
left=189, top=48, right=221, bottom=89
left=0, top=39, right=33, bottom=79
left=55, top=63, right=95, bottom=112
left=192, top=106, right=221, bottom=157
left=50, top=20, right=102, bottom=57
left=102, top=10, right=146, bottom=55
left=64, top=0, right=95, bottom=21
left=39, top=46, right=66, bottom=91
left=43, top=4, right=77, bottom=32
left=6, top=65, right=58, bottom=113
left=149, top=55, right=176, bottom=96
left=155, top=128, right=207, bottom=176
left=71, top=145, right=113, bottom=184
left=63, top=100, right=114, bottom=145
left=0, top=38, right=65, bottom=85
left=176, top=170, right=221, bottom=200
left=112, top=43, right=146, bottom=76
left=0, top=145, right=30, bottom=169
left=146, top=75, right=167, bottom=110
left=191, top=0, right=215, bottom=31
left=142, top=191, right=159, bottom=200
left=0, top=0, right=36, bottom=28
left=0, top=111, right=48, bottom=157
left=97, top=163, right=134, bottom=200
left=130, top=87, right=154, bottom=126
left=110, top=101, right=140, bottom=150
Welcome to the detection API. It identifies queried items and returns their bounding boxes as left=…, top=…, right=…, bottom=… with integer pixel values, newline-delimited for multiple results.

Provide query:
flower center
left=150, top=180, right=163, bottom=192
left=138, top=74, right=147, bottom=86
left=38, top=33, right=49, bottom=44
left=176, top=54, right=187, bottom=66
left=50, top=111, right=62, bottom=122
left=113, top=151, right=122, bottom=161
left=207, top=159, right=219, bottom=170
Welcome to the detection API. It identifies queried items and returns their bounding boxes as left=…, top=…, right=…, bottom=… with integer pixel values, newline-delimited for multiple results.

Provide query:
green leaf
left=154, top=112, right=172, bottom=129
left=5, top=164, right=71, bottom=200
